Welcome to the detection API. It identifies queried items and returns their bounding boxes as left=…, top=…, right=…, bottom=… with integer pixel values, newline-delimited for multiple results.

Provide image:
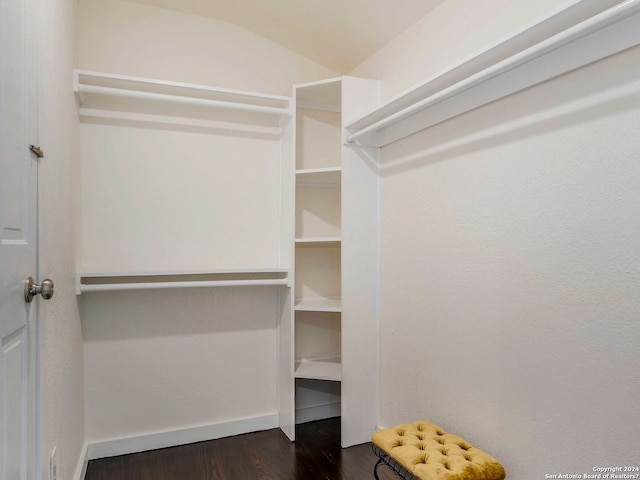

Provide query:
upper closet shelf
left=75, top=268, right=290, bottom=295
left=345, top=0, right=640, bottom=147
left=296, top=77, right=342, bottom=112
left=73, top=70, right=292, bottom=134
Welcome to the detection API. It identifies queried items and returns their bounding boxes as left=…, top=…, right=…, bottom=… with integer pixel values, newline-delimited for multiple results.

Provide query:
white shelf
left=295, top=357, right=342, bottom=382
left=345, top=0, right=640, bottom=147
left=295, top=297, right=342, bottom=312
left=295, top=237, right=341, bottom=248
left=73, top=69, right=291, bottom=133
left=75, top=268, right=290, bottom=295
left=295, top=78, right=342, bottom=112
left=296, top=167, right=341, bottom=187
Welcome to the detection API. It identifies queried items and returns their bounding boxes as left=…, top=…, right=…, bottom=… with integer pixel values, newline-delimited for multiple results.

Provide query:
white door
left=1, top=0, right=40, bottom=477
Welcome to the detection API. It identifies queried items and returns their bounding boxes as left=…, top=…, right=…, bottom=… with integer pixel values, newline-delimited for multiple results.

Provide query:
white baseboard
left=86, top=414, right=279, bottom=461
left=80, top=407, right=339, bottom=474
left=73, top=442, right=88, bottom=480
left=295, top=401, right=341, bottom=424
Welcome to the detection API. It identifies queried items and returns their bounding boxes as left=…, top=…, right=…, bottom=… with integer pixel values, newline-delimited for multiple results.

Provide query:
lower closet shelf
left=294, top=358, right=342, bottom=382
left=75, top=269, right=290, bottom=295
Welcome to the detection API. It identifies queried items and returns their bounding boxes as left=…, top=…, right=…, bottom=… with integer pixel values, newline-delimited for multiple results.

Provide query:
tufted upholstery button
left=372, top=421, right=506, bottom=480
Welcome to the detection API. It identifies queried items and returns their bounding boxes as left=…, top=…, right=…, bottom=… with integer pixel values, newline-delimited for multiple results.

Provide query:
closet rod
left=79, top=278, right=290, bottom=293
left=77, top=84, right=291, bottom=116
left=344, top=0, right=640, bottom=145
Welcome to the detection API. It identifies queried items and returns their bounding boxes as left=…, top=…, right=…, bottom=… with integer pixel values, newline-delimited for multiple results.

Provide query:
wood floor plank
left=85, top=418, right=398, bottom=480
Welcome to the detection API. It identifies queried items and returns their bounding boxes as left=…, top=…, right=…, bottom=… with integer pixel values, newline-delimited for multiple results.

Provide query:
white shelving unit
left=293, top=77, right=343, bottom=390
left=75, top=67, right=299, bottom=445
left=73, top=69, right=379, bottom=448
left=283, top=76, right=380, bottom=447
left=74, top=69, right=295, bottom=282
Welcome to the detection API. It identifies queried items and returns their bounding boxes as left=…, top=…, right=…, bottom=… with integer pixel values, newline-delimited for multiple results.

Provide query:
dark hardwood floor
left=85, top=417, right=397, bottom=480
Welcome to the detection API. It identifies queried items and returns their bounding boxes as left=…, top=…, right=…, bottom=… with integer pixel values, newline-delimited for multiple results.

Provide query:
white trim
left=86, top=414, right=279, bottom=460
left=345, top=0, right=640, bottom=147
left=72, top=443, right=88, bottom=480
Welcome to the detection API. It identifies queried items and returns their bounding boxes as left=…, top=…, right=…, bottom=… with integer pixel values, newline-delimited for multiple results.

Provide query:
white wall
left=351, top=2, right=640, bottom=477
left=36, top=0, right=85, bottom=479
left=83, top=288, right=280, bottom=442
left=79, top=124, right=283, bottom=272
left=78, top=0, right=338, bottom=450
left=78, top=0, right=337, bottom=96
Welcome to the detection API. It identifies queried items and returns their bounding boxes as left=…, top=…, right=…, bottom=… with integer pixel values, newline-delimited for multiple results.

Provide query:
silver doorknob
left=24, top=277, right=54, bottom=303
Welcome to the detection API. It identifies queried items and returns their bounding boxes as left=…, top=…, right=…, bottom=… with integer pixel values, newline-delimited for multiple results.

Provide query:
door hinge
left=29, top=145, right=44, bottom=158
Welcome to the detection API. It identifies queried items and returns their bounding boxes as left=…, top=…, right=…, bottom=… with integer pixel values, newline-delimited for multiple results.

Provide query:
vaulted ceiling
left=129, top=0, right=444, bottom=73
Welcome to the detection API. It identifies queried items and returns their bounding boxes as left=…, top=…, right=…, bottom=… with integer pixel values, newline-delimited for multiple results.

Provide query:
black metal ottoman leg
left=373, top=457, right=384, bottom=480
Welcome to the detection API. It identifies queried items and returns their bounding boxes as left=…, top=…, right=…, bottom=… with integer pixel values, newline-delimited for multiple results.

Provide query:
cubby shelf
left=295, top=78, right=341, bottom=112
left=295, top=167, right=341, bottom=187
left=295, top=237, right=341, bottom=248
left=294, top=357, right=342, bottom=382
left=75, top=268, right=290, bottom=295
left=295, top=297, right=342, bottom=312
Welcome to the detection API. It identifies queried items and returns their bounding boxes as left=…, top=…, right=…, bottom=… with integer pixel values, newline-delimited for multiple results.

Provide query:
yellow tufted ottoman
left=371, top=421, right=506, bottom=480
